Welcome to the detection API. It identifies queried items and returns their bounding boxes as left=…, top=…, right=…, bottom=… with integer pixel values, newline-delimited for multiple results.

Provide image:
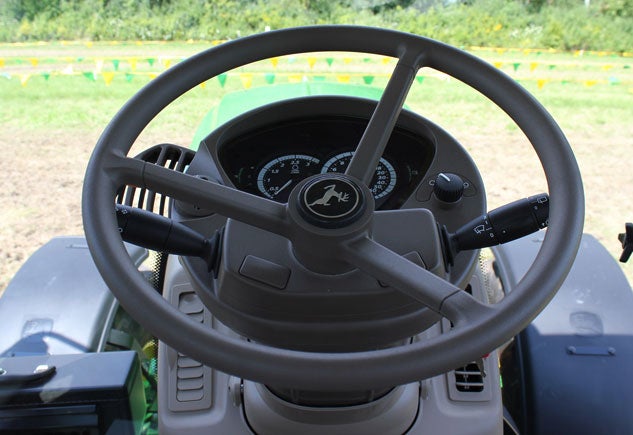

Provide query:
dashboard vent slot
left=168, top=289, right=212, bottom=411
left=454, top=362, right=485, bottom=392
left=117, top=143, right=195, bottom=216
left=175, top=292, right=208, bottom=404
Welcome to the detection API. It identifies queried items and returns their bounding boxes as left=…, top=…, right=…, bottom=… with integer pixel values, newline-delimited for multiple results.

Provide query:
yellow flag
left=287, top=74, right=302, bottom=83
left=537, top=79, right=547, bottom=89
left=129, top=58, right=138, bottom=71
left=493, top=61, right=503, bottom=69
left=20, top=74, right=31, bottom=86
left=240, top=73, right=253, bottom=89
left=530, top=62, right=538, bottom=72
left=102, top=71, right=115, bottom=85
left=307, top=57, right=317, bottom=69
left=270, top=57, right=279, bottom=69
left=28, top=58, right=39, bottom=67
left=0, top=58, right=5, bottom=68
left=336, top=74, right=351, bottom=83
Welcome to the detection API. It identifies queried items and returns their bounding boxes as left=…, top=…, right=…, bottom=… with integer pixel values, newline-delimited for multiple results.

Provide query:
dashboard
left=171, top=95, right=486, bottom=324
left=180, top=95, right=486, bottom=286
left=216, top=116, right=435, bottom=209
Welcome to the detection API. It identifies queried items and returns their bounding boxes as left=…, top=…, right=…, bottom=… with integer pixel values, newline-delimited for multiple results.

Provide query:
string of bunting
left=2, top=70, right=630, bottom=91
left=0, top=53, right=630, bottom=71
left=0, top=54, right=631, bottom=90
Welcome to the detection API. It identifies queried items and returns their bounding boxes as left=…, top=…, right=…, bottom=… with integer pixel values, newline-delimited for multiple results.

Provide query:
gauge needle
left=273, top=179, right=294, bottom=197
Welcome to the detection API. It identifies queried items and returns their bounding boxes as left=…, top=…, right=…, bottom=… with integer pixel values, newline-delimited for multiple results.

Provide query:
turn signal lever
left=441, top=194, right=549, bottom=266
left=115, top=204, right=221, bottom=271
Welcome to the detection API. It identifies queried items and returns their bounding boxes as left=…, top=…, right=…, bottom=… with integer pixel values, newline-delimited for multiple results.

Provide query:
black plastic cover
left=0, top=351, right=145, bottom=434
left=494, top=233, right=633, bottom=435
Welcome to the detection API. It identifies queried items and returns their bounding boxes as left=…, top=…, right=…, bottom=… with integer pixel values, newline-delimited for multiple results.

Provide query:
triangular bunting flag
left=82, top=71, right=96, bottom=81
left=240, top=73, right=253, bottom=89
left=103, top=71, right=115, bottom=85
left=217, top=73, right=227, bottom=87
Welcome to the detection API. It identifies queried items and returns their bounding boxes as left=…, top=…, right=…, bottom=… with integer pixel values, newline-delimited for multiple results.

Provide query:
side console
left=493, top=233, right=633, bottom=434
left=0, top=236, right=146, bottom=357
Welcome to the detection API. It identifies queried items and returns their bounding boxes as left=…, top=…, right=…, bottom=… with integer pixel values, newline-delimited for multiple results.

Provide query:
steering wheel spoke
left=439, top=288, right=496, bottom=328
left=342, top=236, right=494, bottom=327
left=115, top=155, right=290, bottom=237
left=345, top=56, right=419, bottom=185
left=343, top=236, right=460, bottom=315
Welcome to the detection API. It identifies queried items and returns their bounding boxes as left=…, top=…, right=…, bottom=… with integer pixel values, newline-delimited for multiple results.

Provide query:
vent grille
left=176, top=291, right=206, bottom=402
left=168, top=289, right=212, bottom=411
left=116, top=143, right=195, bottom=216
left=116, top=143, right=195, bottom=292
left=454, top=362, right=485, bottom=392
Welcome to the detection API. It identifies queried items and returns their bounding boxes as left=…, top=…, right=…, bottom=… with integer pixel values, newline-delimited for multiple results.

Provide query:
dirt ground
left=1, top=119, right=631, bottom=293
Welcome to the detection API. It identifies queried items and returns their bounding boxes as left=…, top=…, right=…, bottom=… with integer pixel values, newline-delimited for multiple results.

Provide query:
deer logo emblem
left=308, top=184, right=350, bottom=207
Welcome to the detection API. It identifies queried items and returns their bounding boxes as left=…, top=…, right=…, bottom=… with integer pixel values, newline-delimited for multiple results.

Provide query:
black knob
left=433, top=173, right=464, bottom=203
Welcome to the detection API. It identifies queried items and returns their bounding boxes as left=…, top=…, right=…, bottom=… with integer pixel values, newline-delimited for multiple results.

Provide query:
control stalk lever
left=115, top=204, right=220, bottom=270
left=442, top=194, right=549, bottom=266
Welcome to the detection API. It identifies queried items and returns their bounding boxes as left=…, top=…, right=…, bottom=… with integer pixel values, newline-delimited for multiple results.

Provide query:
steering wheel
left=83, top=26, right=584, bottom=392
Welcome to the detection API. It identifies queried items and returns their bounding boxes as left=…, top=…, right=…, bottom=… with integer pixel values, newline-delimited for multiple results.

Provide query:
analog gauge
left=321, top=152, right=397, bottom=200
left=257, top=154, right=320, bottom=202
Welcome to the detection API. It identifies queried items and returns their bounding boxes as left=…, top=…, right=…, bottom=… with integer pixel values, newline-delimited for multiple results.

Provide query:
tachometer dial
left=321, top=152, right=397, bottom=200
left=257, top=154, right=320, bottom=202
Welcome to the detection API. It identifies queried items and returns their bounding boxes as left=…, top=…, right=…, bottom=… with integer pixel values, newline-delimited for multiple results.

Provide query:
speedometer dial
left=257, top=154, right=320, bottom=202
left=321, top=152, right=397, bottom=200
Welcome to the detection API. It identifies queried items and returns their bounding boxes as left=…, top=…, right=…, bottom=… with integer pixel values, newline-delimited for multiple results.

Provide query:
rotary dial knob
left=433, top=172, right=464, bottom=203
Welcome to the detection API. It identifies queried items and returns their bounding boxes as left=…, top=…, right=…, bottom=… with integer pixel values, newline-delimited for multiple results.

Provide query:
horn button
left=297, top=174, right=366, bottom=229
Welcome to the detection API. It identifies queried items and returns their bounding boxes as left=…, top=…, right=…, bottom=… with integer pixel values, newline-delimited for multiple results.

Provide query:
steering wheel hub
left=297, top=174, right=366, bottom=229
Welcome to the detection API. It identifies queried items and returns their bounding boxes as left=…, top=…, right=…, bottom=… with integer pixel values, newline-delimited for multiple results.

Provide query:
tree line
left=1, top=0, right=631, bottom=51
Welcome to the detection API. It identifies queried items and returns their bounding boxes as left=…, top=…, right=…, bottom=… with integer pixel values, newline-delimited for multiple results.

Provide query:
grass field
left=1, top=40, right=632, bottom=291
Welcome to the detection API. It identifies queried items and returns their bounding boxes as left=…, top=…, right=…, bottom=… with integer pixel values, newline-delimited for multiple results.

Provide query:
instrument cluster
left=217, top=116, right=435, bottom=209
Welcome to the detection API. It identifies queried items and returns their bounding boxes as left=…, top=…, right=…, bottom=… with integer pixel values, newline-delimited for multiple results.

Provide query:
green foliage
left=0, top=0, right=631, bottom=51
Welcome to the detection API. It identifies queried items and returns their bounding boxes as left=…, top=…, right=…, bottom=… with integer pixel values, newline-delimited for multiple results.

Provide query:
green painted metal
left=190, top=82, right=384, bottom=150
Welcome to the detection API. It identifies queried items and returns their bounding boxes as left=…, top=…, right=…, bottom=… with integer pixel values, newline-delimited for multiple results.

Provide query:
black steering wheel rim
left=83, top=25, right=584, bottom=391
